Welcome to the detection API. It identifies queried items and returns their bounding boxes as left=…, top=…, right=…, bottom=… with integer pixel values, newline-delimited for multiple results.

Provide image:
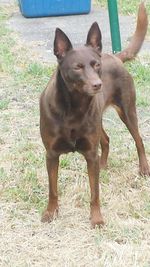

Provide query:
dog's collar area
left=70, top=128, right=77, bottom=150
left=69, top=140, right=77, bottom=152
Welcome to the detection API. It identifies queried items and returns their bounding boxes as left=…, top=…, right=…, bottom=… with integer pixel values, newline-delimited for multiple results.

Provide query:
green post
left=107, top=0, right=121, bottom=53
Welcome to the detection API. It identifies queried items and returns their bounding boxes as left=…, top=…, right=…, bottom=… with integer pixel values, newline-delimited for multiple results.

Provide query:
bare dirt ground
left=0, top=1, right=150, bottom=267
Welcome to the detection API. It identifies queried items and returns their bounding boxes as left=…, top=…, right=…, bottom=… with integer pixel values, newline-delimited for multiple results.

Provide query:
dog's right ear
left=54, top=28, right=73, bottom=60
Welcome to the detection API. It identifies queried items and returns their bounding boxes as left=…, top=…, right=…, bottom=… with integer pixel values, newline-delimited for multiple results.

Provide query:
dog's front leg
left=41, top=154, right=59, bottom=223
left=85, top=153, right=104, bottom=228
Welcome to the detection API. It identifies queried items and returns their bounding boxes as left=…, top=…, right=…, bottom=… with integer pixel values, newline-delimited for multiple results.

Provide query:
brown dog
left=40, top=3, right=150, bottom=227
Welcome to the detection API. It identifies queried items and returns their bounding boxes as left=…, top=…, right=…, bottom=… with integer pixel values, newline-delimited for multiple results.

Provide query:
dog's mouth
left=83, top=84, right=103, bottom=96
left=68, top=81, right=103, bottom=96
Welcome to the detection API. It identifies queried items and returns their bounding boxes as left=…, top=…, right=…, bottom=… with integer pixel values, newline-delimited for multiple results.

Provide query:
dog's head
left=54, top=22, right=103, bottom=96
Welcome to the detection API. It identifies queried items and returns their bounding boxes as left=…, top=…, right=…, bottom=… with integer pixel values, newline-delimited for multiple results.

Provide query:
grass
left=0, top=3, right=150, bottom=267
left=126, top=59, right=150, bottom=107
left=97, top=0, right=150, bottom=16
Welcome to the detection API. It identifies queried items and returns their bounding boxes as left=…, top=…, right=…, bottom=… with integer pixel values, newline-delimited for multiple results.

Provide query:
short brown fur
left=40, top=3, right=150, bottom=227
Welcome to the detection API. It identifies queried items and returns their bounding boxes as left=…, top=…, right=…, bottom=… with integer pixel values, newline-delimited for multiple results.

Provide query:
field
left=0, top=1, right=150, bottom=266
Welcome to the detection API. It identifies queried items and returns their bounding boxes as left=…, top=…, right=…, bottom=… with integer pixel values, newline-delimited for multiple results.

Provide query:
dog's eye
left=94, top=62, right=101, bottom=68
left=91, top=60, right=101, bottom=69
left=74, top=63, right=84, bottom=70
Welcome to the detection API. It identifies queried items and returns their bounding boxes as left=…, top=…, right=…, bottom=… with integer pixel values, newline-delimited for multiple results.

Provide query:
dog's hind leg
left=116, top=105, right=150, bottom=176
left=100, top=126, right=109, bottom=169
left=41, top=154, right=59, bottom=223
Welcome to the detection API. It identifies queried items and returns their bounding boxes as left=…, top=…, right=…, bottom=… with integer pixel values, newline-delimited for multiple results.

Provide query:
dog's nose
left=92, top=81, right=102, bottom=91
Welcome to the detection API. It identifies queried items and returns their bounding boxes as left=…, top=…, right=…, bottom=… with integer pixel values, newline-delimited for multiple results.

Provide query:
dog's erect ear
left=54, top=28, right=73, bottom=60
left=86, top=22, right=102, bottom=51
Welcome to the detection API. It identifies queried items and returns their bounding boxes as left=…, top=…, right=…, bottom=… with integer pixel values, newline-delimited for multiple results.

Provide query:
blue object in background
left=18, top=0, right=91, bottom=18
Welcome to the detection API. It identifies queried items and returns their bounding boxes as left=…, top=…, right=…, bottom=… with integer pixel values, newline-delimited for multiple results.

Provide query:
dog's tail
left=115, top=2, right=148, bottom=63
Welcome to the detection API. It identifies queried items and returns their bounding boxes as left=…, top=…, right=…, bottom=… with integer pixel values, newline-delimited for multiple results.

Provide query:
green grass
left=97, top=0, right=150, bottom=15
left=0, top=99, right=10, bottom=110
left=126, top=59, right=150, bottom=107
left=0, top=8, right=54, bottom=87
left=0, top=7, right=54, bottom=211
left=97, top=0, right=150, bottom=36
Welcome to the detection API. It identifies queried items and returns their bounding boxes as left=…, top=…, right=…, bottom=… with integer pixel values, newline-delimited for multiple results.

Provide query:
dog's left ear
left=54, top=28, right=73, bottom=60
left=86, top=22, right=102, bottom=52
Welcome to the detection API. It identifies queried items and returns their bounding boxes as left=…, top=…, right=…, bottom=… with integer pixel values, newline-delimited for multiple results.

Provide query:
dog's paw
left=91, top=217, right=105, bottom=229
left=41, top=208, right=58, bottom=223
left=139, top=163, right=150, bottom=176
left=90, top=209, right=105, bottom=228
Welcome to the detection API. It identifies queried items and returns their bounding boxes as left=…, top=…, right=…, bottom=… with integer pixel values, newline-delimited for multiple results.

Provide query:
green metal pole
left=107, top=0, right=121, bottom=53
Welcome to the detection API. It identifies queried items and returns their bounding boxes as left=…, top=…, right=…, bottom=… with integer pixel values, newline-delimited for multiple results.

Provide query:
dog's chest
left=52, top=115, right=96, bottom=154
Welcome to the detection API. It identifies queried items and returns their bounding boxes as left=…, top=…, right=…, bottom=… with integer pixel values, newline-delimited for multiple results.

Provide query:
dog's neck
left=55, top=69, right=93, bottom=116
